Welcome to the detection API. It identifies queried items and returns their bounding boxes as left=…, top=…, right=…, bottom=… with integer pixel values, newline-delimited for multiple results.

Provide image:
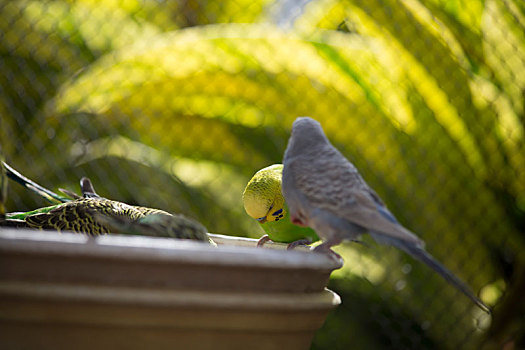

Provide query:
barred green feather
left=8, top=198, right=165, bottom=233
left=95, top=212, right=214, bottom=244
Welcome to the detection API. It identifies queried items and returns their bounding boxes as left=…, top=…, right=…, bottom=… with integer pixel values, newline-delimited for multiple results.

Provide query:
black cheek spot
left=271, top=208, right=283, bottom=216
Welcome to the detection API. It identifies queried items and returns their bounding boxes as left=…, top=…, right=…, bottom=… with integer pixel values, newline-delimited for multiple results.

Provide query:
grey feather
left=282, top=116, right=490, bottom=313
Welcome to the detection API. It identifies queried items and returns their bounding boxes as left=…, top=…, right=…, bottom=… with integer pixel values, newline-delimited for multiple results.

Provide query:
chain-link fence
left=1, top=0, right=524, bottom=349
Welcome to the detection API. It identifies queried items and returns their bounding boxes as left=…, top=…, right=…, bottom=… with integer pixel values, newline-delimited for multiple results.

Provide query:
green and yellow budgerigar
left=1, top=163, right=214, bottom=245
left=243, top=164, right=319, bottom=248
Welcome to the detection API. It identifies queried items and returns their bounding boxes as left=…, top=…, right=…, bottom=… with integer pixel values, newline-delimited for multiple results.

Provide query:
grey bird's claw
left=312, top=244, right=344, bottom=266
left=286, top=238, right=312, bottom=250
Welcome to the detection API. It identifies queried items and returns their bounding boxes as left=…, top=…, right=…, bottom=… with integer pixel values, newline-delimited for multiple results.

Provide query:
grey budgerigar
left=282, top=116, right=490, bottom=313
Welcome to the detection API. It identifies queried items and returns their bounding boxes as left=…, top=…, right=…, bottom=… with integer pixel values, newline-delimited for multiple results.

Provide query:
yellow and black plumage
left=14, top=198, right=168, bottom=234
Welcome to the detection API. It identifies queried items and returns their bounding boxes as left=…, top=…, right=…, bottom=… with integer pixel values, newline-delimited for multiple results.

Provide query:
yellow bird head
left=243, top=164, right=286, bottom=224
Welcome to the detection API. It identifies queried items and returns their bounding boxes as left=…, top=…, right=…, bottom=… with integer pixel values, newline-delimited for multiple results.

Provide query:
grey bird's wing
left=288, top=146, right=422, bottom=245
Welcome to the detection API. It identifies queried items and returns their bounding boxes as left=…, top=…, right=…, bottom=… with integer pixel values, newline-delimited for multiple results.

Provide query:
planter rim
left=0, top=229, right=342, bottom=271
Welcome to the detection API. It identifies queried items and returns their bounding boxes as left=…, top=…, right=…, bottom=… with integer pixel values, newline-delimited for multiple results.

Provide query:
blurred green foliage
left=1, top=0, right=524, bottom=349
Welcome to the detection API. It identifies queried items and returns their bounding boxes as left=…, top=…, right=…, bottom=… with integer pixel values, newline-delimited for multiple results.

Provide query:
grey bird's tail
left=400, top=242, right=490, bottom=313
left=371, top=232, right=491, bottom=313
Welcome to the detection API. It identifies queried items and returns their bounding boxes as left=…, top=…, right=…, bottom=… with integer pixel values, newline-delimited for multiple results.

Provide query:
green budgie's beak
left=256, top=216, right=268, bottom=224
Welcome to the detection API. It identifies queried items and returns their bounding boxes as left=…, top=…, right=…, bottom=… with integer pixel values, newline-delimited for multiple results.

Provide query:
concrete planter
left=0, top=229, right=341, bottom=350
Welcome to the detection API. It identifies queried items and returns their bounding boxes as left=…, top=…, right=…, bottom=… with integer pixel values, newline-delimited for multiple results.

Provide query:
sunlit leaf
left=483, top=0, right=525, bottom=117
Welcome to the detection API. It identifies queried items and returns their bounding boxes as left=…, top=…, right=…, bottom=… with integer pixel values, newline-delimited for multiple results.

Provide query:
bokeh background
left=1, top=0, right=524, bottom=349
